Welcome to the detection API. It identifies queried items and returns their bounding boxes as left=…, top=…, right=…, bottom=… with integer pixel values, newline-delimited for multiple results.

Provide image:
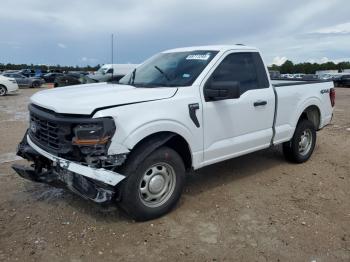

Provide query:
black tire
left=31, top=81, right=40, bottom=88
left=283, top=119, right=316, bottom=163
left=0, top=85, right=7, bottom=96
left=118, top=146, right=185, bottom=221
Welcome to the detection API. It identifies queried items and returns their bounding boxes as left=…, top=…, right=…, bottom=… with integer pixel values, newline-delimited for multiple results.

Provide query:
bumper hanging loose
left=12, top=134, right=126, bottom=204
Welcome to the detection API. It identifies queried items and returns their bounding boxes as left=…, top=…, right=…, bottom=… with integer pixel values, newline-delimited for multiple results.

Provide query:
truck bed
left=272, top=79, right=334, bottom=145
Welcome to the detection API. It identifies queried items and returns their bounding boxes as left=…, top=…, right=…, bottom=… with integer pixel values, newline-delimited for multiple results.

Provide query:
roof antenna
left=111, top=34, right=114, bottom=81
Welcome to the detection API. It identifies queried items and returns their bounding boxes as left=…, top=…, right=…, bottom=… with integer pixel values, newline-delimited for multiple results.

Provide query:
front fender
left=122, top=119, right=194, bottom=150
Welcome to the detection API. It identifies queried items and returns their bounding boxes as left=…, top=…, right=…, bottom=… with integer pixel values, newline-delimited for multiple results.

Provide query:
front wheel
left=118, top=147, right=185, bottom=221
left=283, top=119, right=316, bottom=163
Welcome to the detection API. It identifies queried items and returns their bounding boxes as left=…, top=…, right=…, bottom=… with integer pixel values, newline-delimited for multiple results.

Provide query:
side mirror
left=204, top=80, right=240, bottom=101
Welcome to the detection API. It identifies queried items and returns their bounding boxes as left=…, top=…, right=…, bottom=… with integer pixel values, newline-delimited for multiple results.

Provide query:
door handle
left=254, top=100, right=267, bottom=107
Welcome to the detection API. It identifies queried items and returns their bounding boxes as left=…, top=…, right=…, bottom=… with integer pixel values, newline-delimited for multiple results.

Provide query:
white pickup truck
left=13, top=45, right=335, bottom=220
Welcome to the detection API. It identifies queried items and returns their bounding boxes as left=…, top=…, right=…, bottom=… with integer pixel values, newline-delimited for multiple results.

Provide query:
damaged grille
left=28, top=104, right=74, bottom=155
left=30, top=113, right=61, bottom=150
left=27, top=104, right=115, bottom=160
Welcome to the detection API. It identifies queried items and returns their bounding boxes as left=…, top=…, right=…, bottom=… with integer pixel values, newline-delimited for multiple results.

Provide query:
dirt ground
left=0, top=87, right=349, bottom=262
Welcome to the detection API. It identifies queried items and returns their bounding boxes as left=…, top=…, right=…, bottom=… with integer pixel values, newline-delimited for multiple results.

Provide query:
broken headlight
left=72, top=118, right=115, bottom=146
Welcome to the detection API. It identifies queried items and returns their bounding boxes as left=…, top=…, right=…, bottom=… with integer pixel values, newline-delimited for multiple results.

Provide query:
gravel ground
left=0, top=87, right=349, bottom=262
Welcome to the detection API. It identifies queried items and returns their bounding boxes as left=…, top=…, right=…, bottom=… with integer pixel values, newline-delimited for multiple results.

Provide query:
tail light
left=330, top=88, right=335, bottom=107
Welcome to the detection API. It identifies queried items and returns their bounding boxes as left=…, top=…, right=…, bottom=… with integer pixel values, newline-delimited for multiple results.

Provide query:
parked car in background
left=318, top=74, right=334, bottom=80
left=42, top=73, right=64, bottom=83
left=68, top=71, right=89, bottom=76
left=293, top=73, right=306, bottom=79
left=280, top=74, right=294, bottom=79
left=88, top=64, right=138, bottom=82
left=2, top=70, right=19, bottom=75
left=302, top=74, right=319, bottom=81
left=333, top=74, right=350, bottom=87
left=18, top=69, right=35, bottom=77
left=0, top=75, right=19, bottom=96
left=269, top=70, right=280, bottom=79
left=2, top=73, right=45, bottom=88
left=34, top=69, right=48, bottom=78
left=54, top=73, right=97, bottom=87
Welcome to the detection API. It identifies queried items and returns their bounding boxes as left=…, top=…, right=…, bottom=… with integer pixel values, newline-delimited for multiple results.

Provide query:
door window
left=209, top=52, right=269, bottom=95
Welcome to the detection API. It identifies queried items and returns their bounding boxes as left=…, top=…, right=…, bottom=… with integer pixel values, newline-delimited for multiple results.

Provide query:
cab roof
left=163, top=45, right=257, bottom=53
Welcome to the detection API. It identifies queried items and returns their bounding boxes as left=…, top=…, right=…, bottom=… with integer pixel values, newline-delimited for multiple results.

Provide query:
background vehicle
left=17, top=69, right=35, bottom=77
left=54, top=73, right=97, bottom=87
left=68, top=71, right=89, bottom=76
left=302, top=74, right=319, bottom=81
left=333, top=74, right=350, bottom=87
left=42, top=72, right=64, bottom=83
left=0, top=75, right=19, bottom=96
left=13, top=45, right=334, bottom=220
left=293, top=73, right=306, bottom=79
left=88, top=64, right=138, bottom=82
left=269, top=70, right=280, bottom=79
left=318, top=73, right=335, bottom=80
left=2, top=73, right=44, bottom=88
left=280, top=73, right=294, bottom=79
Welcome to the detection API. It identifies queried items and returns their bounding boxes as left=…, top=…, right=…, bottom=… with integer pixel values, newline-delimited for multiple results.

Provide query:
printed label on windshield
left=186, top=53, right=211, bottom=61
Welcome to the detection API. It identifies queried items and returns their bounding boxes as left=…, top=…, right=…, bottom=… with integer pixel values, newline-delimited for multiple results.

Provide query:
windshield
left=119, top=50, right=219, bottom=87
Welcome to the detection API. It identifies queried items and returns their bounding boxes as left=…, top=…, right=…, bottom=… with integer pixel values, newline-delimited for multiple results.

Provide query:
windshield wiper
left=154, top=65, right=170, bottom=82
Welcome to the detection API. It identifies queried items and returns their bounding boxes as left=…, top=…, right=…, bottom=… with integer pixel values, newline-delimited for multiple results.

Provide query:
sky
left=0, top=0, right=349, bottom=66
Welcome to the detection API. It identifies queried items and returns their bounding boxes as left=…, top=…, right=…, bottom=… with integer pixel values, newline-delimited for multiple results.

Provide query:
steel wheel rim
left=0, top=87, right=5, bottom=96
left=298, top=129, right=312, bottom=156
left=139, top=162, right=176, bottom=208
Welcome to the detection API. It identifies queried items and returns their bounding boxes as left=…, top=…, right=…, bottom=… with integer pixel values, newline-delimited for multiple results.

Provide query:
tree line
left=2, top=60, right=350, bottom=75
left=0, top=63, right=100, bottom=72
left=269, top=60, right=350, bottom=74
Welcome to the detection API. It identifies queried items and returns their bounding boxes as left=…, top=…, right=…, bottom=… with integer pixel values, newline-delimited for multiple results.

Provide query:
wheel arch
left=125, top=131, right=193, bottom=171
left=297, top=105, right=321, bottom=130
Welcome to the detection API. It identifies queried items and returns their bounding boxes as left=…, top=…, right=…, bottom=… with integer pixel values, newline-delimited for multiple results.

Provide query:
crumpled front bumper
left=12, top=133, right=126, bottom=203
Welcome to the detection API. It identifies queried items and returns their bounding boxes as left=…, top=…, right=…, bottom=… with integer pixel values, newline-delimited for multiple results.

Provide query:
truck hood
left=30, top=83, right=177, bottom=115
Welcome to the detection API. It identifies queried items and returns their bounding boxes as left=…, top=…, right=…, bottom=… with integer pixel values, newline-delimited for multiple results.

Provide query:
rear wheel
left=283, top=119, right=316, bottom=163
left=0, top=85, right=7, bottom=96
left=118, top=147, right=185, bottom=221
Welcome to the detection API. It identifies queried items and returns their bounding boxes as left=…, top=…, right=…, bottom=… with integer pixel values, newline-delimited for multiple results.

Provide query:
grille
left=30, top=113, right=61, bottom=150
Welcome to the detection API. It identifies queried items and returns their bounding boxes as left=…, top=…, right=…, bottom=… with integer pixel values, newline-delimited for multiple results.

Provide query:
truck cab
left=13, top=45, right=334, bottom=220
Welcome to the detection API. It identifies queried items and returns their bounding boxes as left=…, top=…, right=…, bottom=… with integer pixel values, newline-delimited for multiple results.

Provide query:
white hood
left=30, top=83, right=177, bottom=115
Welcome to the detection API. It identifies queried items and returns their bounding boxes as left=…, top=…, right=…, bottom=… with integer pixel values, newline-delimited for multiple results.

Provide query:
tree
left=280, top=60, right=294, bottom=74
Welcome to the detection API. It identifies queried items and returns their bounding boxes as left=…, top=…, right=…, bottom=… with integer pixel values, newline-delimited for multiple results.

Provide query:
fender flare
left=120, top=132, right=177, bottom=176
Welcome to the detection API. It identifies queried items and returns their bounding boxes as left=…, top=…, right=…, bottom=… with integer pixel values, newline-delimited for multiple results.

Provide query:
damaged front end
left=12, top=104, right=127, bottom=204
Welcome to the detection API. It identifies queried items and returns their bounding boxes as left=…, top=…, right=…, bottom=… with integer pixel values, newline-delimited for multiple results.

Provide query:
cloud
left=81, top=57, right=98, bottom=63
left=272, top=56, right=288, bottom=66
left=57, top=43, right=67, bottom=49
left=312, top=22, right=350, bottom=35
left=0, top=0, right=349, bottom=65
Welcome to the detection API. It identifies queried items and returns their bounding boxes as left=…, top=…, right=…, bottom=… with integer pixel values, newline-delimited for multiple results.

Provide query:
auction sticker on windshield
left=186, top=53, right=212, bottom=60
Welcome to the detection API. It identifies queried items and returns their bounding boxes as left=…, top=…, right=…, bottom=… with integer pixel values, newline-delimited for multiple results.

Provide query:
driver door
left=201, top=51, right=275, bottom=165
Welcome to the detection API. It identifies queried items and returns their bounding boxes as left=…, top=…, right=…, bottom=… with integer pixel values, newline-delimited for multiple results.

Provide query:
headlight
left=72, top=118, right=115, bottom=146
